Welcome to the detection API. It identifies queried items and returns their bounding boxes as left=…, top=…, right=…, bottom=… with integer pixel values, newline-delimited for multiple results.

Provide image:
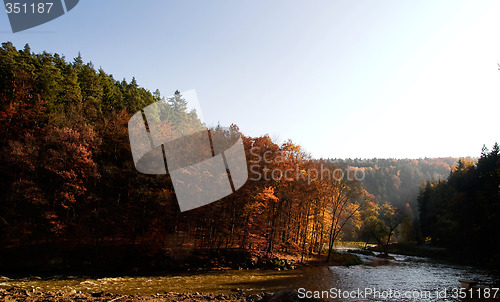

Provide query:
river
left=1, top=253, right=498, bottom=301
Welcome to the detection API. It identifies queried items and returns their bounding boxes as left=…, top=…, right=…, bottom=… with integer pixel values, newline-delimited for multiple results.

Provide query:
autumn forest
left=0, top=42, right=499, bottom=274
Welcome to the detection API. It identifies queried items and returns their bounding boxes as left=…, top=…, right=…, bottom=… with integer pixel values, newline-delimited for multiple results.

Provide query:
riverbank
left=0, top=243, right=309, bottom=277
left=2, top=253, right=499, bottom=302
left=0, top=288, right=325, bottom=301
left=0, top=265, right=339, bottom=298
left=0, top=239, right=369, bottom=277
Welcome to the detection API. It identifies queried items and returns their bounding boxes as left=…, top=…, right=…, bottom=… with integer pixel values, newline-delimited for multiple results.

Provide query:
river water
left=1, top=253, right=498, bottom=301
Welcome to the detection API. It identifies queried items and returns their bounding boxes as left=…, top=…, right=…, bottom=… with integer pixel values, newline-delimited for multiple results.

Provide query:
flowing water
left=324, top=253, right=500, bottom=301
left=1, top=253, right=498, bottom=301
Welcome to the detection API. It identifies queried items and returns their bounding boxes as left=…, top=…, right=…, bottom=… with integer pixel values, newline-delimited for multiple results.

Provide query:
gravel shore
left=0, top=288, right=325, bottom=301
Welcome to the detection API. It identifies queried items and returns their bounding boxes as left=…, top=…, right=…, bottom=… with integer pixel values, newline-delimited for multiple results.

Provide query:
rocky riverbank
left=0, top=245, right=305, bottom=275
left=0, top=288, right=325, bottom=301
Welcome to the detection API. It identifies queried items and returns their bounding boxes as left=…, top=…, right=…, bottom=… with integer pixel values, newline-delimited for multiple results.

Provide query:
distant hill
left=330, top=158, right=464, bottom=209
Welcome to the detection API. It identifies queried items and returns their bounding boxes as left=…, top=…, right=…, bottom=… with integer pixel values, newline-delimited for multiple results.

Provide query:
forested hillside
left=0, top=42, right=496, bottom=272
left=0, top=43, right=375, bottom=271
left=331, top=158, right=459, bottom=210
left=418, top=144, right=500, bottom=263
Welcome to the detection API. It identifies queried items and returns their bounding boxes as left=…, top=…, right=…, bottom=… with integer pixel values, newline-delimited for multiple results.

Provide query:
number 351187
left=5, top=2, right=53, bottom=14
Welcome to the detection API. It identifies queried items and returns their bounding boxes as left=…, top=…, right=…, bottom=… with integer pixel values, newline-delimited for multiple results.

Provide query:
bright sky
left=2, top=0, right=500, bottom=159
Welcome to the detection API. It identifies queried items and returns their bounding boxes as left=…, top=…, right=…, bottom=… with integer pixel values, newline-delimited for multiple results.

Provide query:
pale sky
left=1, top=0, right=499, bottom=159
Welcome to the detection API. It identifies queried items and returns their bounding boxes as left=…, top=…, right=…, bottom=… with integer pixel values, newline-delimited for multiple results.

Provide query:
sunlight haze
left=2, top=0, right=499, bottom=158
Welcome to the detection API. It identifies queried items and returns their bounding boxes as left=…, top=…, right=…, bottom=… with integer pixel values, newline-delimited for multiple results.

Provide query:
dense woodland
left=418, top=144, right=500, bottom=263
left=0, top=43, right=497, bottom=272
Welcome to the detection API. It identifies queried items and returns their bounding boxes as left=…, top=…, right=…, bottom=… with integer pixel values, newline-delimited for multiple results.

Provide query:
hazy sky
left=2, top=1, right=500, bottom=159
